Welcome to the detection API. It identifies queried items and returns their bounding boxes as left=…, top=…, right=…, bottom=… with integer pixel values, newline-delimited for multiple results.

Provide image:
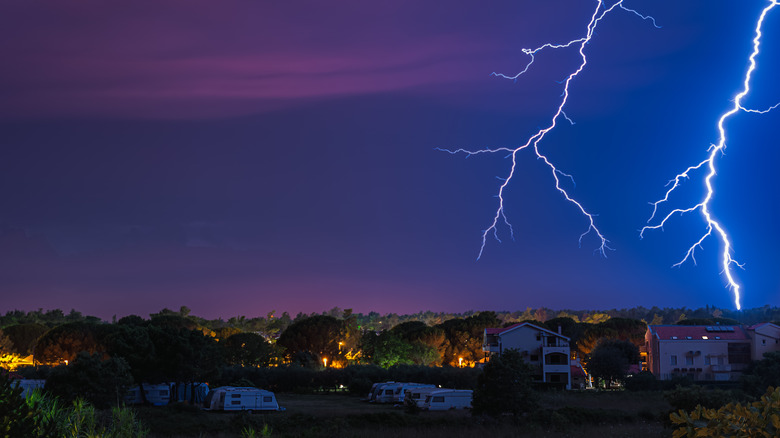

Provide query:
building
left=645, top=325, right=757, bottom=381
left=483, top=322, right=571, bottom=389
left=746, top=323, right=780, bottom=361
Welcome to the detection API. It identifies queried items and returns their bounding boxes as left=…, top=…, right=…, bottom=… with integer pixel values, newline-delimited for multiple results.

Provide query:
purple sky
left=2, top=1, right=779, bottom=319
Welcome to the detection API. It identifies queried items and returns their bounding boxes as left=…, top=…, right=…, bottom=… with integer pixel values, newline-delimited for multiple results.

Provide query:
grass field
left=137, top=391, right=673, bottom=438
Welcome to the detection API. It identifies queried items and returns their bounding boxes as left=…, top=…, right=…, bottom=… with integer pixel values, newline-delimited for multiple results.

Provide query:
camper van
left=125, top=384, right=172, bottom=406
left=405, top=386, right=444, bottom=407
left=393, top=383, right=435, bottom=403
left=204, top=386, right=282, bottom=412
left=422, top=389, right=473, bottom=410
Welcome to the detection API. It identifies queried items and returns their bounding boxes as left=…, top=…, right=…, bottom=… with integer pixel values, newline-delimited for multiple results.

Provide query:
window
left=685, top=356, right=694, bottom=366
left=718, top=357, right=724, bottom=365
left=670, top=355, right=677, bottom=366
left=263, top=396, right=272, bottom=402
left=231, top=400, right=241, bottom=405
left=160, top=390, right=168, bottom=396
left=762, top=339, right=767, bottom=346
left=385, top=390, right=393, bottom=395
left=232, top=394, right=241, bottom=398
left=704, top=356, right=711, bottom=365
left=536, top=335, right=541, bottom=341
left=432, top=396, right=444, bottom=403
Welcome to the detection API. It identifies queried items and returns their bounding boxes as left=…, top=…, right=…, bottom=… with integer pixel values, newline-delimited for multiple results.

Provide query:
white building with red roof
left=483, top=322, right=571, bottom=389
left=645, top=325, right=754, bottom=381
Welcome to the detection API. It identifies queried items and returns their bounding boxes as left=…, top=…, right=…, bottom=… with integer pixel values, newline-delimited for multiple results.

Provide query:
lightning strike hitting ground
left=640, top=0, right=780, bottom=310
left=439, top=0, right=658, bottom=260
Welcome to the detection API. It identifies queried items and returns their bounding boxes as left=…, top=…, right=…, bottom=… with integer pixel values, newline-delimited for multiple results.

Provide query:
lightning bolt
left=640, top=0, right=780, bottom=310
left=438, top=0, right=659, bottom=260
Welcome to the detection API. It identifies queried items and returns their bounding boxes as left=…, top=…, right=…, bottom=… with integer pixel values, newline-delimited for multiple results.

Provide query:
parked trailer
left=125, top=384, right=172, bottom=406
left=405, top=386, right=446, bottom=407
left=422, top=389, right=473, bottom=410
left=204, top=386, right=282, bottom=412
left=367, top=381, right=396, bottom=403
left=11, top=379, right=45, bottom=399
left=392, top=383, right=435, bottom=403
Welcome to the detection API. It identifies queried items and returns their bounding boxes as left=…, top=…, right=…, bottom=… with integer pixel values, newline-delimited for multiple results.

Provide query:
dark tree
left=742, top=351, right=780, bottom=397
left=437, top=311, right=501, bottom=366
left=34, top=322, right=115, bottom=364
left=45, top=352, right=133, bottom=409
left=1, top=323, right=48, bottom=356
left=472, top=349, right=537, bottom=416
left=277, top=315, right=345, bottom=363
left=223, top=332, right=281, bottom=367
left=587, top=339, right=640, bottom=385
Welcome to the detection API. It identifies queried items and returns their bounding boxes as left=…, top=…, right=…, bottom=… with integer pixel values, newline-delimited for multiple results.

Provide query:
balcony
left=542, top=345, right=569, bottom=356
left=542, top=364, right=570, bottom=374
left=482, top=343, right=501, bottom=354
left=711, top=364, right=732, bottom=373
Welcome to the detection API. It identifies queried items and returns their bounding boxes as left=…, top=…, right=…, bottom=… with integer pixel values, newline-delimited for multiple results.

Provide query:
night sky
left=2, top=1, right=779, bottom=319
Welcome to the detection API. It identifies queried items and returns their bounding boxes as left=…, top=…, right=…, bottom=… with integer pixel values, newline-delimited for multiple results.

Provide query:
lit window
left=702, top=336, right=708, bottom=339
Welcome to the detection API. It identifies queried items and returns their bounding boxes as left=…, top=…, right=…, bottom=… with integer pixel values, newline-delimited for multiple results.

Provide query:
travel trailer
left=203, top=386, right=282, bottom=412
left=422, top=389, right=473, bottom=410
left=125, top=384, right=172, bottom=406
left=392, top=383, right=435, bottom=403
left=367, top=381, right=396, bottom=402
left=405, top=386, right=445, bottom=407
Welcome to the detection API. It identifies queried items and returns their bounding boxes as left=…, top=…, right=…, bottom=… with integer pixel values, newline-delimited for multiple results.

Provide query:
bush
left=664, top=385, right=738, bottom=412
left=625, top=371, right=660, bottom=391
left=670, top=386, right=780, bottom=438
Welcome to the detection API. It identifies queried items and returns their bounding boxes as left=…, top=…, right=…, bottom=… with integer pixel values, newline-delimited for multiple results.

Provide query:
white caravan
left=12, top=379, right=45, bottom=399
left=125, top=384, right=172, bottom=406
left=422, top=389, right=473, bottom=410
left=374, top=382, right=405, bottom=403
left=367, top=381, right=396, bottom=403
left=204, top=386, right=282, bottom=412
left=405, top=386, right=445, bottom=407
left=393, top=383, right=435, bottom=403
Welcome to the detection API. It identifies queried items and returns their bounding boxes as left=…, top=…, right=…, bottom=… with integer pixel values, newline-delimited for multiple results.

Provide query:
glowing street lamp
left=322, top=357, right=328, bottom=368
left=458, top=357, right=463, bottom=368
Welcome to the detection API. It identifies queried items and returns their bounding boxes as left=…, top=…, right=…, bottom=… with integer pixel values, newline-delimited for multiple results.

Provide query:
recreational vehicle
left=393, top=383, right=435, bottom=403
left=367, top=381, right=396, bottom=402
left=125, top=384, right=172, bottom=406
left=405, top=386, right=445, bottom=407
left=422, top=389, right=473, bottom=410
left=204, top=386, right=282, bottom=412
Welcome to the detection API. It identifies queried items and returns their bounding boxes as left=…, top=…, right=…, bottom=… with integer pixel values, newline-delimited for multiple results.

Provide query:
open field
left=136, top=391, right=673, bottom=438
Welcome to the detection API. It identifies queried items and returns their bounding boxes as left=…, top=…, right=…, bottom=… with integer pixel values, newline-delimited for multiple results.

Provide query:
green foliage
left=277, top=315, right=348, bottom=363
left=0, top=372, right=56, bottom=438
left=1, top=323, right=48, bottom=355
left=472, top=349, right=537, bottom=416
left=664, top=385, right=738, bottom=412
left=670, top=386, right=780, bottom=438
left=624, top=370, right=661, bottom=391
left=224, top=332, right=282, bottom=367
left=587, top=338, right=640, bottom=385
left=742, top=351, right=780, bottom=397
left=360, top=331, right=413, bottom=368
left=45, top=352, right=133, bottom=409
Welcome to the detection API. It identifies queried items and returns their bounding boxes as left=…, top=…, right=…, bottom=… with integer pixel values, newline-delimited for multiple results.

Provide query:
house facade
left=645, top=324, right=780, bottom=381
left=483, top=322, right=571, bottom=389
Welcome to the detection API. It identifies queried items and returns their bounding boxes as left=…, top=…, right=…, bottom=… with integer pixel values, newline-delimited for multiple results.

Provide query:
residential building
left=746, top=323, right=780, bottom=361
left=483, top=322, right=571, bottom=389
left=645, top=325, right=753, bottom=381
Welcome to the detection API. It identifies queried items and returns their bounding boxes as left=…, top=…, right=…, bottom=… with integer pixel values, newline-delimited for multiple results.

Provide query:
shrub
left=664, top=385, right=737, bottom=412
left=670, top=386, right=780, bottom=438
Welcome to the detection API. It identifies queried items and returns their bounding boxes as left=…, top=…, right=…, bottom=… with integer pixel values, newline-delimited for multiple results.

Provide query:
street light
left=323, top=357, right=328, bottom=368
left=458, top=357, right=463, bottom=368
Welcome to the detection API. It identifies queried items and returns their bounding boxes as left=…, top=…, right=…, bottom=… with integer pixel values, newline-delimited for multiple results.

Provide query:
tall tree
left=472, top=349, right=537, bottom=416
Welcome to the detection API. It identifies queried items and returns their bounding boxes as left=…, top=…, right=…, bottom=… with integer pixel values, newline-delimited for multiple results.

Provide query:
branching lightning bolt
left=438, top=0, right=658, bottom=260
left=640, top=0, right=780, bottom=310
